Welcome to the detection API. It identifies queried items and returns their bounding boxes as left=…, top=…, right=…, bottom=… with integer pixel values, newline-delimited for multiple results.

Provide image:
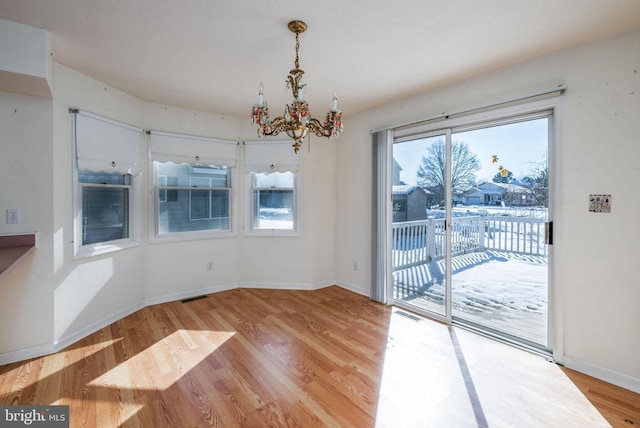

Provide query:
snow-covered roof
left=393, top=185, right=431, bottom=195
left=464, top=181, right=529, bottom=196
left=393, top=185, right=415, bottom=195
left=490, top=182, right=529, bottom=193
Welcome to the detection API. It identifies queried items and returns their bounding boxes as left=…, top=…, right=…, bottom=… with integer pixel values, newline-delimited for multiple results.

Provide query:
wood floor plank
left=1, top=286, right=639, bottom=427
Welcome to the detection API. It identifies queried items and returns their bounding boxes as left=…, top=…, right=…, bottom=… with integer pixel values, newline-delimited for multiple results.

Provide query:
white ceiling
left=1, top=1, right=640, bottom=118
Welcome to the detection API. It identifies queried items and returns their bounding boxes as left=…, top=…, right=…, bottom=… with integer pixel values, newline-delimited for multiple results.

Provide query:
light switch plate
left=588, top=194, right=611, bottom=213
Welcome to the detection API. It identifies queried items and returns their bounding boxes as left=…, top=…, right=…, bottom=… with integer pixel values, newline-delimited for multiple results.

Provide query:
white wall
left=336, top=27, right=640, bottom=390
left=50, top=64, right=337, bottom=348
left=237, top=123, right=337, bottom=290
left=52, top=64, right=147, bottom=347
left=142, top=103, right=242, bottom=301
left=0, top=92, right=53, bottom=358
left=0, top=58, right=337, bottom=362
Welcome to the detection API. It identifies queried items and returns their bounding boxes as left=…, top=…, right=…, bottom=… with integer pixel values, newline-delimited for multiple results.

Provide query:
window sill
left=149, top=230, right=236, bottom=244
left=244, top=229, right=300, bottom=238
left=74, top=239, right=139, bottom=259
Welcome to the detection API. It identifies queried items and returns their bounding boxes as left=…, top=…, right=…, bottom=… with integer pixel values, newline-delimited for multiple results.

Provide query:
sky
left=393, top=117, right=548, bottom=186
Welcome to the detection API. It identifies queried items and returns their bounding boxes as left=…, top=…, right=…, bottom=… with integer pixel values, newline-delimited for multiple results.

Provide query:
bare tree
left=416, top=139, right=480, bottom=200
left=525, top=159, right=548, bottom=206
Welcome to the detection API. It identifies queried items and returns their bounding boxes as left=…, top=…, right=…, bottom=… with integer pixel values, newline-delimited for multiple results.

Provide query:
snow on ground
left=395, top=251, right=547, bottom=313
left=429, top=204, right=548, bottom=219
left=258, top=208, right=293, bottom=229
left=452, top=251, right=547, bottom=314
left=394, top=250, right=548, bottom=344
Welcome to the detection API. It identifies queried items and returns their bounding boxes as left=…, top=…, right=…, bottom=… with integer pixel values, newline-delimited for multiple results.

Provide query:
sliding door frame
left=381, top=94, right=564, bottom=362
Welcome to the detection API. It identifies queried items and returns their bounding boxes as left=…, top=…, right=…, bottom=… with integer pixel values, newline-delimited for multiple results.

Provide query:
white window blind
left=244, top=140, right=300, bottom=173
left=73, top=110, right=143, bottom=175
left=371, top=130, right=393, bottom=304
left=149, top=131, right=238, bottom=167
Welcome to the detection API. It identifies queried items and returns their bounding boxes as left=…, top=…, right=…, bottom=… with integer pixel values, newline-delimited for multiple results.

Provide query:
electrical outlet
left=353, top=261, right=358, bottom=271
left=6, top=208, right=20, bottom=224
left=207, top=261, right=213, bottom=270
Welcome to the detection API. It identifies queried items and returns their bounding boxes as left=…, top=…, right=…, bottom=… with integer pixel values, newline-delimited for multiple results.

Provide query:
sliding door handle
left=545, top=221, right=553, bottom=245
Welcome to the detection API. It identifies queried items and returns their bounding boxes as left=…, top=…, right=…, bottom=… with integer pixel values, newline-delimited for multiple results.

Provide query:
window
left=244, top=141, right=301, bottom=236
left=79, top=170, right=131, bottom=245
left=155, top=162, right=231, bottom=233
left=158, top=175, right=167, bottom=202
left=72, top=110, right=142, bottom=257
left=251, top=171, right=296, bottom=230
left=149, top=131, right=238, bottom=241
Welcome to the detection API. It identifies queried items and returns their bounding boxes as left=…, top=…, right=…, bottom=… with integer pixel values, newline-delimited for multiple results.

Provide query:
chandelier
left=251, top=20, right=344, bottom=154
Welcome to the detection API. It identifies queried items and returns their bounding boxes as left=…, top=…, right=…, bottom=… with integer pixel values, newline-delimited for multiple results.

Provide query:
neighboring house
left=463, top=182, right=504, bottom=205
left=157, top=163, right=230, bottom=233
left=462, top=182, right=531, bottom=206
left=392, top=158, right=403, bottom=185
left=393, top=185, right=430, bottom=222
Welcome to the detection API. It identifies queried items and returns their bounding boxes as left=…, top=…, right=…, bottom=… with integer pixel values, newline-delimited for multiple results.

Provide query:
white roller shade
left=149, top=131, right=238, bottom=167
left=244, top=140, right=300, bottom=173
left=74, top=110, right=142, bottom=175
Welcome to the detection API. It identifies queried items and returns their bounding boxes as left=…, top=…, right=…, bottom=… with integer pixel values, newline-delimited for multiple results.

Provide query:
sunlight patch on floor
left=375, top=309, right=611, bottom=427
left=89, top=330, right=235, bottom=391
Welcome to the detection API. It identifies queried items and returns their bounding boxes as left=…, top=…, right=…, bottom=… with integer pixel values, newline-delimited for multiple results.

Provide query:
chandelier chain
left=294, top=31, right=300, bottom=70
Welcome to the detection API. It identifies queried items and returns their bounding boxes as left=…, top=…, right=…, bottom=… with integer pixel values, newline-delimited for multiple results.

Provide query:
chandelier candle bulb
left=331, top=94, right=338, bottom=111
left=258, top=83, right=264, bottom=106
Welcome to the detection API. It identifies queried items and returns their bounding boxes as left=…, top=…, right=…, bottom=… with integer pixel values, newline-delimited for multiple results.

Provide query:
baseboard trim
left=145, top=282, right=237, bottom=307
left=0, top=301, right=146, bottom=366
left=0, top=342, right=55, bottom=366
left=53, top=300, right=146, bottom=353
left=334, top=281, right=370, bottom=298
left=312, top=281, right=335, bottom=290
left=237, top=281, right=315, bottom=290
left=563, top=355, right=640, bottom=394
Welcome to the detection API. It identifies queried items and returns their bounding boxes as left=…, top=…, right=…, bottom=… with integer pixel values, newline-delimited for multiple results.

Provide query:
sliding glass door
left=393, top=131, right=451, bottom=321
left=391, top=110, right=552, bottom=351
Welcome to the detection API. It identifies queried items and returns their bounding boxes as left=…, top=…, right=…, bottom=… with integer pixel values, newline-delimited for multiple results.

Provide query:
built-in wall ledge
left=0, top=232, right=38, bottom=282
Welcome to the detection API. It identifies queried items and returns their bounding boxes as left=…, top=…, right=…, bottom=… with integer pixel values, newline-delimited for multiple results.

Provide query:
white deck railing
left=392, top=214, right=547, bottom=270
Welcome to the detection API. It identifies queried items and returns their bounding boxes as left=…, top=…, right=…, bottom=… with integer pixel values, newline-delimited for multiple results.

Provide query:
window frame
left=72, top=110, right=141, bottom=259
left=150, top=161, right=237, bottom=243
left=158, top=175, right=167, bottom=202
left=245, top=170, right=300, bottom=237
left=147, top=131, right=238, bottom=243
left=73, top=169, right=139, bottom=259
left=378, top=92, right=564, bottom=362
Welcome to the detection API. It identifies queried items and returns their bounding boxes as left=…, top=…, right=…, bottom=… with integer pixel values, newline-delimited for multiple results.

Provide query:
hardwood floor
left=1, top=286, right=638, bottom=427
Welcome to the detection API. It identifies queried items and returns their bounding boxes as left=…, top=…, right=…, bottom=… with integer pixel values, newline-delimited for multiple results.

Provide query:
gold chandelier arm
left=263, top=116, right=288, bottom=136
left=307, top=118, right=334, bottom=138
